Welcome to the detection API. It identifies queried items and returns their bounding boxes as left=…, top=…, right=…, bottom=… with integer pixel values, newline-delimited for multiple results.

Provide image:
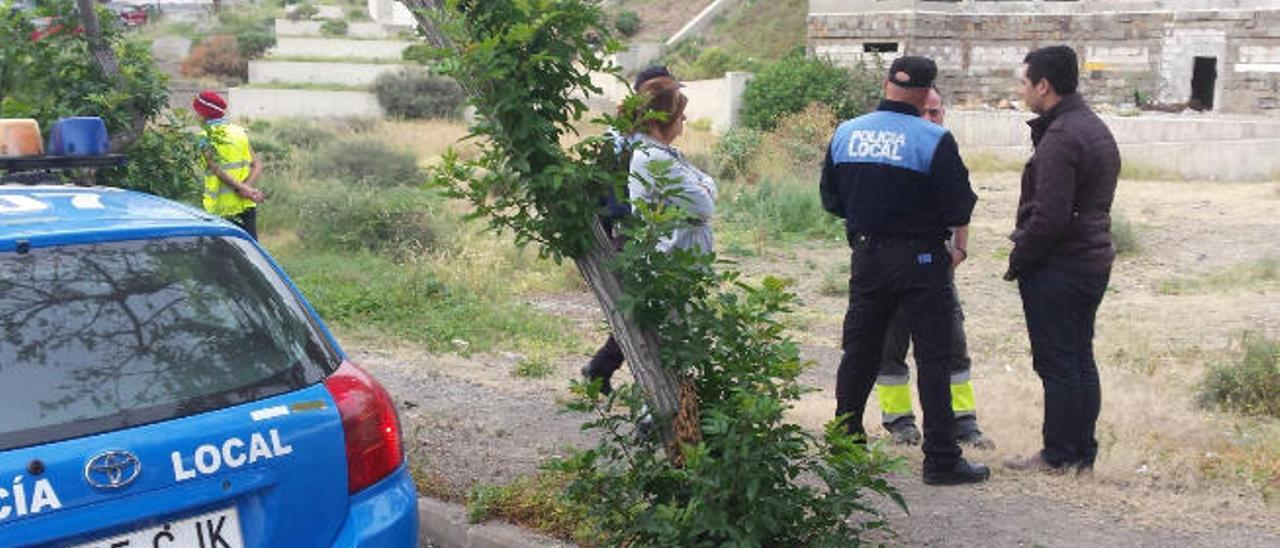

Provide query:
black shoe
left=580, top=365, right=612, bottom=396
left=923, top=459, right=991, bottom=485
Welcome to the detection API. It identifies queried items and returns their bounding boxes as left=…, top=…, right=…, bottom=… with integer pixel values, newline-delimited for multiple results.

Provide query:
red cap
left=192, top=90, right=227, bottom=119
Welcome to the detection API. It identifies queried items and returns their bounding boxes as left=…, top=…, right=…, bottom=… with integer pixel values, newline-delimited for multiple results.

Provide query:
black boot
left=922, top=458, right=990, bottom=485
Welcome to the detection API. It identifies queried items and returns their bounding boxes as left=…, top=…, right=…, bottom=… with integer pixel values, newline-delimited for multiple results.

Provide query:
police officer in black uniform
left=820, top=56, right=989, bottom=485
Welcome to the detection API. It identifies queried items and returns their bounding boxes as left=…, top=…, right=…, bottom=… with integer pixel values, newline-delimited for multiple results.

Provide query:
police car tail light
left=324, top=361, right=404, bottom=494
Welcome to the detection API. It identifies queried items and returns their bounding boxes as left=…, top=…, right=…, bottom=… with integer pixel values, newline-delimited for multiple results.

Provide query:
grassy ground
left=246, top=115, right=1278, bottom=541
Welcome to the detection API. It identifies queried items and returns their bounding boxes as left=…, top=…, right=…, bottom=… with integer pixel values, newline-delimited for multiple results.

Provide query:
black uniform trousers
left=836, top=234, right=963, bottom=472
left=1017, top=265, right=1109, bottom=468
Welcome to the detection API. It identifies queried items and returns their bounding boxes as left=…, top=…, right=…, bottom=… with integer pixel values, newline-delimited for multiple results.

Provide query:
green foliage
left=1158, top=259, right=1279, bottom=295
left=288, top=2, right=319, bottom=20
left=513, top=358, right=555, bottom=379
left=100, top=113, right=202, bottom=204
left=664, top=39, right=757, bottom=80
left=257, top=117, right=339, bottom=151
left=430, top=0, right=620, bottom=260
left=741, top=54, right=880, bottom=130
left=613, top=9, right=640, bottom=38
left=431, top=2, right=903, bottom=544
left=1111, top=212, right=1140, bottom=255
left=719, top=178, right=845, bottom=243
left=713, top=127, right=763, bottom=180
left=0, top=0, right=195, bottom=201
left=276, top=247, right=580, bottom=355
left=304, top=136, right=422, bottom=187
left=1200, top=332, right=1280, bottom=419
left=466, top=473, right=591, bottom=541
left=401, top=43, right=435, bottom=65
left=320, top=18, right=348, bottom=36
left=372, top=69, right=466, bottom=119
left=294, top=181, right=441, bottom=256
left=217, top=10, right=276, bottom=58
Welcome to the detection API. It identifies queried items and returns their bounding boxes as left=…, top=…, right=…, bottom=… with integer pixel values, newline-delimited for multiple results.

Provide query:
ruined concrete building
left=808, top=0, right=1280, bottom=115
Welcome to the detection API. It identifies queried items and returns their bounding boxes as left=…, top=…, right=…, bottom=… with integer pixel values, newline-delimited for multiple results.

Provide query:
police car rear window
left=0, top=236, right=339, bottom=451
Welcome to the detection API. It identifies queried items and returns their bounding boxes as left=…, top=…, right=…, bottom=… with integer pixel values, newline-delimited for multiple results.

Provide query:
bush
left=180, top=34, right=246, bottom=81
left=713, top=127, right=762, bottom=181
left=720, top=177, right=844, bottom=242
left=1111, top=212, right=1140, bottom=255
left=234, top=26, right=275, bottom=59
left=613, top=10, right=640, bottom=37
left=402, top=43, right=435, bottom=65
left=100, top=113, right=202, bottom=204
left=741, top=54, right=879, bottom=131
left=1200, top=333, right=1280, bottom=418
left=320, top=19, right=348, bottom=36
left=372, top=69, right=467, bottom=119
left=287, top=2, right=318, bottom=20
left=260, top=118, right=339, bottom=151
left=295, top=182, right=441, bottom=255
left=304, top=136, right=422, bottom=187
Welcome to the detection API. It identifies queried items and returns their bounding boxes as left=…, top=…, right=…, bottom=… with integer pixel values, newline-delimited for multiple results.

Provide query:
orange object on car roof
left=0, top=119, right=44, bottom=157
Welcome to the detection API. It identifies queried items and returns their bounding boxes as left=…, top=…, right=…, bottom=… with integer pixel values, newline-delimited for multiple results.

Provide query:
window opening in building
left=1190, top=56, right=1217, bottom=111
left=863, top=43, right=899, bottom=53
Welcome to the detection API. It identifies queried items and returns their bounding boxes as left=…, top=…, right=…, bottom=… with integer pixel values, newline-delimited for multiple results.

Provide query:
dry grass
left=771, top=173, right=1280, bottom=530
left=366, top=119, right=477, bottom=167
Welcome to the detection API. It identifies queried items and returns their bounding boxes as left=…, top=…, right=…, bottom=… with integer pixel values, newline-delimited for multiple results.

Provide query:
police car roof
left=0, top=184, right=239, bottom=250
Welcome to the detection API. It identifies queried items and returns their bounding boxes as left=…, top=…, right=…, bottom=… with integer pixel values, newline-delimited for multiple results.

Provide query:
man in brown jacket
left=1003, top=45, right=1120, bottom=473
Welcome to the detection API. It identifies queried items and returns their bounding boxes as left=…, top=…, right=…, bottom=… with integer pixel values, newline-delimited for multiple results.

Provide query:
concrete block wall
left=809, top=7, right=1280, bottom=115
left=270, top=37, right=412, bottom=60
left=248, top=60, right=409, bottom=87
left=227, top=88, right=384, bottom=118
left=947, top=110, right=1280, bottom=180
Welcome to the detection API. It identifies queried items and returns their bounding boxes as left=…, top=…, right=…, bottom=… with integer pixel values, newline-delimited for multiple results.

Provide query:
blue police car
left=0, top=184, right=419, bottom=547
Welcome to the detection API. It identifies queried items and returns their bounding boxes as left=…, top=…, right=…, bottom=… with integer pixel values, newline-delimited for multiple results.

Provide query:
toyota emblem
left=84, top=450, right=141, bottom=490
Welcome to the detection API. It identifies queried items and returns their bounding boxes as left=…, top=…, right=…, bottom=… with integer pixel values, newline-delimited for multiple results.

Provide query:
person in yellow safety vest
left=193, top=90, right=265, bottom=239
left=874, top=87, right=995, bottom=449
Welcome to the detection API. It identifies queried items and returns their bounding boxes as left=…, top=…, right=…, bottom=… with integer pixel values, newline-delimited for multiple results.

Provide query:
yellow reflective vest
left=201, top=121, right=256, bottom=218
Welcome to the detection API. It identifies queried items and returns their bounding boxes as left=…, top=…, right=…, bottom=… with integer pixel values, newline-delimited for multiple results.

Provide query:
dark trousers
left=1017, top=266, right=1110, bottom=468
left=227, top=207, right=258, bottom=240
left=879, top=293, right=978, bottom=434
left=586, top=335, right=624, bottom=378
left=836, top=236, right=963, bottom=472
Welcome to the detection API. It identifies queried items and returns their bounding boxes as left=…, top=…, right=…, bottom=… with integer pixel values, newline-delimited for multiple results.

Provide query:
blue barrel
left=47, top=117, right=111, bottom=155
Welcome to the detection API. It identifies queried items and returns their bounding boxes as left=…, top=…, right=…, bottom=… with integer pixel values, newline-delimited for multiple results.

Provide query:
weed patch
left=466, top=472, right=595, bottom=544
left=273, top=247, right=580, bottom=356
left=1199, top=332, right=1280, bottom=419
left=1158, top=259, right=1278, bottom=295
left=719, top=177, right=844, bottom=244
left=513, top=358, right=556, bottom=379
left=1111, top=212, right=1141, bottom=255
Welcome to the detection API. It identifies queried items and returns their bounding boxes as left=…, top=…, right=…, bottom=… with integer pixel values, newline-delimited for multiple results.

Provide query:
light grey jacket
left=627, top=133, right=717, bottom=254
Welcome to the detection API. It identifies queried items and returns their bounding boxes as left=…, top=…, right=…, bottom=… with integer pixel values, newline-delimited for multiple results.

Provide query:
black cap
left=634, top=65, right=672, bottom=89
left=886, top=56, right=937, bottom=89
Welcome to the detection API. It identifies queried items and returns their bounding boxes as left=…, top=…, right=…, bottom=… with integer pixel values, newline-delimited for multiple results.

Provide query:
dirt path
left=356, top=174, right=1280, bottom=546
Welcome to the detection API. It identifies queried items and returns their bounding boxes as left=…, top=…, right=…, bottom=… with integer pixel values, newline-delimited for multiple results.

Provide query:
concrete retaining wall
left=227, top=88, right=384, bottom=119
left=269, top=37, right=411, bottom=60
left=274, top=18, right=397, bottom=39
left=248, top=60, right=408, bottom=86
left=949, top=110, right=1280, bottom=180
left=585, top=71, right=753, bottom=133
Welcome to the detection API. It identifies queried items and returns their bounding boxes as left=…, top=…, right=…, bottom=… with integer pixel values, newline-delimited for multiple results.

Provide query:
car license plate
left=73, top=506, right=244, bottom=548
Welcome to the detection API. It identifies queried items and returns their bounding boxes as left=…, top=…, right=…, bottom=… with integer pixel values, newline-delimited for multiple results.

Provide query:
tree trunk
left=74, top=0, right=146, bottom=151
left=575, top=218, right=688, bottom=458
left=402, top=0, right=696, bottom=463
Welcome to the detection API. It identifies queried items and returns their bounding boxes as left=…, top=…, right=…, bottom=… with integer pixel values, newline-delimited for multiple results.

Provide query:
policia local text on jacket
left=820, top=77, right=987, bottom=484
